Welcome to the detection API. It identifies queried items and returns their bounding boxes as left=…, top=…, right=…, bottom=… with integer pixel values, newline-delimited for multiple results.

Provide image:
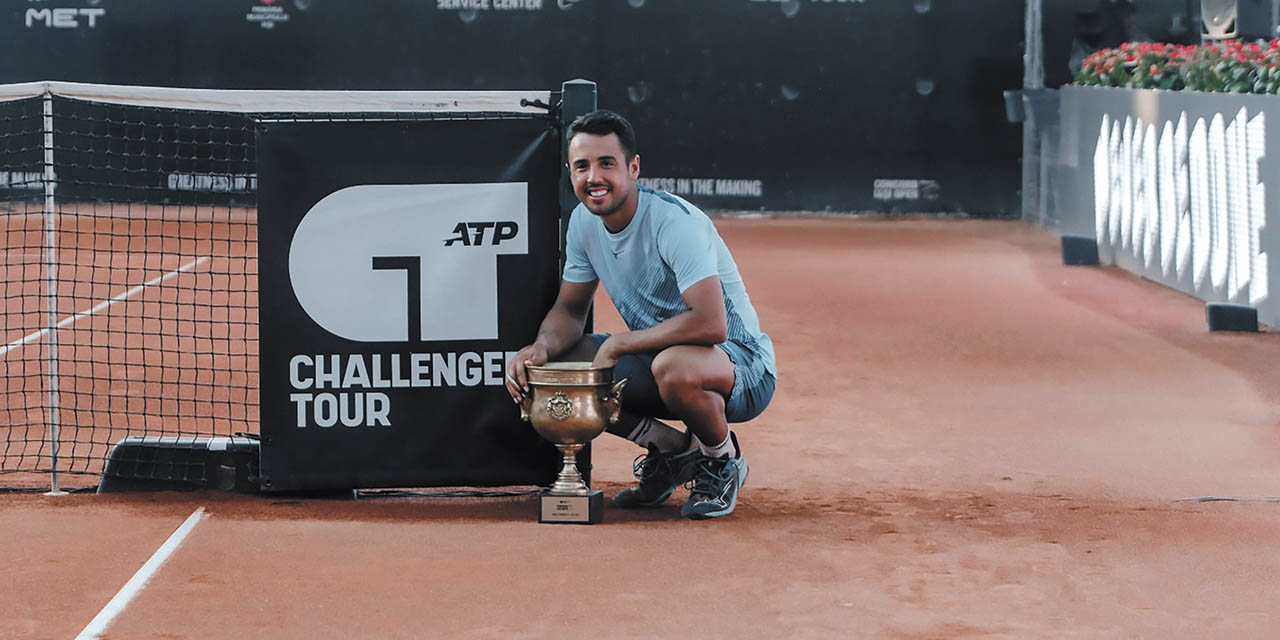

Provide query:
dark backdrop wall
left=1041, top=0, right=1197, bottom=90
left=2, top=0, right=1025, bottom=215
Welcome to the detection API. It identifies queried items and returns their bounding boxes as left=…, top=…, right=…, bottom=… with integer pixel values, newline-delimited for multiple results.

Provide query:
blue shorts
left=584, top=333, right=775, bottom=424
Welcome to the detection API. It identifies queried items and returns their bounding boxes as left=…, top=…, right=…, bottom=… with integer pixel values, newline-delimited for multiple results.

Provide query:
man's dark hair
left=568, top=109, right=638, bottom=161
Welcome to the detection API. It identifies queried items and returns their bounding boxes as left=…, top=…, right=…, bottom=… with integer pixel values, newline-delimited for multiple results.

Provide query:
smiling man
left=505, top=110, right=776, bottom=520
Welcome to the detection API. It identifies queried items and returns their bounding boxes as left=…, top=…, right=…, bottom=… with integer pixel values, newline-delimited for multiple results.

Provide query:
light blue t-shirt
left=563, top=186, right=776, bottom=375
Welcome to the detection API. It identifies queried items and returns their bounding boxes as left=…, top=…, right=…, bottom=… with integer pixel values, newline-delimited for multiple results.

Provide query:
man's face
left=567, top=132, right=639, bottom=218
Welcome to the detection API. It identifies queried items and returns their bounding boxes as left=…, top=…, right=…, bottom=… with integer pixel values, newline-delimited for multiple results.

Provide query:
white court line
left=75, top=507, right=206, bottom=640
left=0, top=256, right=208, bottom=357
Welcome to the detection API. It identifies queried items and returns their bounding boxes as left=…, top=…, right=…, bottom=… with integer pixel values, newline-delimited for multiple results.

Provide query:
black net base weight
left=97, top=435, right=260, bottom=493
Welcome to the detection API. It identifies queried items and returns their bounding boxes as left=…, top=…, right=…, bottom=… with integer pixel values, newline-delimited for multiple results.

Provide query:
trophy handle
left=519, top=391, right=533, bottom=422
left=603, top=377, right=628, bottom=424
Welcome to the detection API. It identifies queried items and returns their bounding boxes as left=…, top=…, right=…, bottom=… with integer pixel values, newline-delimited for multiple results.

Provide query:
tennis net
left=0, top=82, right=553, bottom=490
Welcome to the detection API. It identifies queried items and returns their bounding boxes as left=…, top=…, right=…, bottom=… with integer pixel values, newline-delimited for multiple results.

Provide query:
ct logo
left=289, top=183, right=528, bottom=342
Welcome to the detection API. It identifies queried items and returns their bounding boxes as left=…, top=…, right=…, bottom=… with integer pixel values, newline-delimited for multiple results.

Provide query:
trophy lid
left=526, top=362, right=614, bottom=386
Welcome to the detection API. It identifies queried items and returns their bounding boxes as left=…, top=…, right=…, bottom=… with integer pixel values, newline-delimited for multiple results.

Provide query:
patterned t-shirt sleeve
left=562, top=209, right=597, bottom=283
left=657, top=214, right=718, bottom=292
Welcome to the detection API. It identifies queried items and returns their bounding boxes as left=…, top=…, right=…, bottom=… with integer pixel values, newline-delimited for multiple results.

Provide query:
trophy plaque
left=519, top=362, right=626, bottom=524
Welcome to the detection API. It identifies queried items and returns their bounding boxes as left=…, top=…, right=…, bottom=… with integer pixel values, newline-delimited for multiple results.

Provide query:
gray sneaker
left=612, top=444, right=699, bottom=508
left=681, top=434, right=748, bottom=520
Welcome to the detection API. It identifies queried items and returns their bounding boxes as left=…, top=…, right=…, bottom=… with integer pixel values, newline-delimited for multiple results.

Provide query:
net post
left=41, top=91, right=66, bottom=497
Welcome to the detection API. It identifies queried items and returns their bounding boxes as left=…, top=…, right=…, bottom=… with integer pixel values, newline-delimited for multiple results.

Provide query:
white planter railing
left=1045, top=85, right=1280, bottom=329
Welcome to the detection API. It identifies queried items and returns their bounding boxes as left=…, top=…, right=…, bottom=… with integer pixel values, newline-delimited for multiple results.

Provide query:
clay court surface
left=5, top=217, right=1280, bottom=638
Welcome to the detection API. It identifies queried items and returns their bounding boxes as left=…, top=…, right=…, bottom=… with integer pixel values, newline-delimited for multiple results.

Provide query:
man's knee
left=652, top=361, right=697, bottom=397
left=651, top=349, right=714, bottom=400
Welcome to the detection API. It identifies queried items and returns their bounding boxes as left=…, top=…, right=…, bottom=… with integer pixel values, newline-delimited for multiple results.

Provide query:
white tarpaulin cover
left=0, top=81, right=550, bottom=114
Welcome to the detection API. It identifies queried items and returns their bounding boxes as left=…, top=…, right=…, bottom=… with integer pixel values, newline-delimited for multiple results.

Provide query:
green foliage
left=1074, top=40, right=1280, bottom=94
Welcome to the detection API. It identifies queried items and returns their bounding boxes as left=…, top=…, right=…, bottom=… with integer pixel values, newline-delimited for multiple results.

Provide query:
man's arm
left=591, top=275, right=727, bottom=368
left=531, top=279, right=598, bottom=359
left=505, top=279, right=598, bottom=399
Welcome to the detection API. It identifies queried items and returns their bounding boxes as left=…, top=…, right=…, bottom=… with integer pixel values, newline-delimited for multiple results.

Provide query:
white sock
left=697, top=432, right=737, bottom=459
left=626, top=417, right=689, bottom=453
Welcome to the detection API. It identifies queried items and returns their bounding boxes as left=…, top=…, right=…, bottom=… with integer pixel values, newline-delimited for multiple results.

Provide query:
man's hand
left=505, top=343, right=549, bottom=403
left=590, top=336, right=622, bottom=370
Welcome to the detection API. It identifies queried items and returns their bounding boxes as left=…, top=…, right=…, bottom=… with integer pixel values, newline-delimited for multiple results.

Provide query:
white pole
left=1024, top=0, right=1044, bottom=90
left=42, top=92, right=66, bottom=497
left=1020, top=0, right=1045, bottom=222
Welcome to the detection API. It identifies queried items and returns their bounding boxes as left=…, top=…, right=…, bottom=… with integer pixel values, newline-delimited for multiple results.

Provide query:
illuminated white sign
left=246, top=1, right=289, bottom=30
left=750, top=0, right=866, bottom=3
left=637, top=177, right=764, bottom=199
left=438, top=0, right=543, bottom=10
left=167, top=172, right=257, bottom=193
left=25, top=7, right=104, bottom=28
left=1093, top=109, right=1267, bottom=306
left=289, top=183, right=528, bottom=342
left=873, top=178, right=939, bottom=201
left=0, top=171, right=45, bottom=190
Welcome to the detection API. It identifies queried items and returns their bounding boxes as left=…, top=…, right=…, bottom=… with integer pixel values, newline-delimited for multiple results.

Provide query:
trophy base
left=539, top=489, right=603, bottom=524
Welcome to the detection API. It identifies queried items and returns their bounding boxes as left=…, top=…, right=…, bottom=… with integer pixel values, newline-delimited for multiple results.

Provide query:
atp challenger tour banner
left=256, top=118, right=562, bottom=491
